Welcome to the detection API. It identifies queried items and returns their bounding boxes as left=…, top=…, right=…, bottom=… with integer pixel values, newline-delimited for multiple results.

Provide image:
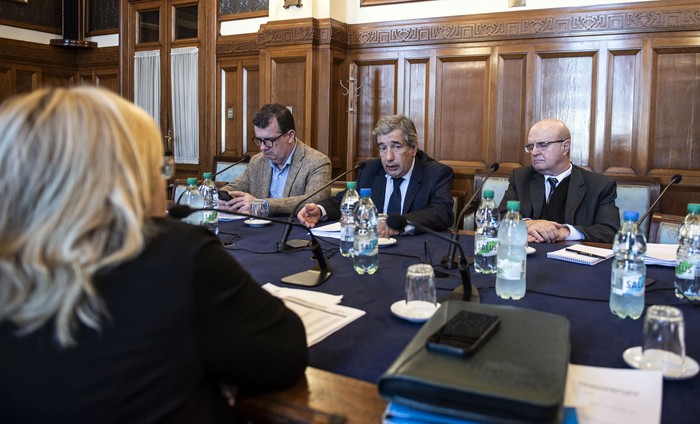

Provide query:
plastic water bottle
left=474, top=189, right=499, bottom=274
left=339, top=181, right=360, bottom=257
left=610, top=210, right=647, bottom=319
left=353, top=188, right=379, bottom=275
left=199, top=172, right=218, bottom=235
left=495, top=200, right=527, bottom=300
left=180, top=177, right=204, bottom=226
left=675, top=203, right=700, bottom=300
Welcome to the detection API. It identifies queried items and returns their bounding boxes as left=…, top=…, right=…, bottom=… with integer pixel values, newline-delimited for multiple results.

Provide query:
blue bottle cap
left=359, top=188, right=372, bottom=196
left=187, top=177, right=197, bottom=185
left=506, top=200, right=520, bottom=211
left=623, top=210, right=639, bottom=221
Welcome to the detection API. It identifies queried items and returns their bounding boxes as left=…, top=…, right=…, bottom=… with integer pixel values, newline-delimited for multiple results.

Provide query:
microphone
left=442, top=162, right=500, bottom=270
left=636, top=174, right=682, bottom=228
left=211, top=154, right=250, bottom=180
left=387, top=214, right=478, bottom=302
left=277, top=161, right=367, bottom=252
left=169, top=204, right=332, bottom=287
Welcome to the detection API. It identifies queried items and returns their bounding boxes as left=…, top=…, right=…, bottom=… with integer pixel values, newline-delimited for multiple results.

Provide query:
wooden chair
left=648, top=213, right=684, bottom=244
left=614, top=176, right=661, bottom=236
left=461, top=169, right=511, bottom=231
left=450, top=189, right=468, bottom=228
left=212, top=155, right=248, bottom=183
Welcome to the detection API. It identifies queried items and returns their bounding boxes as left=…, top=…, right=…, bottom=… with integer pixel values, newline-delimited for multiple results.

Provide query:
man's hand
left=297, top=203, right=322, bottom=228
left=217, top=190, right=255, bottom=213
left=525, top=219, right=570, bottom=243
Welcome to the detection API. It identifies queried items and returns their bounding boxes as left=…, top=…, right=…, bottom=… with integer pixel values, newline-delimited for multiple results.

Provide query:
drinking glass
left=641, top=305, right=685, bottom=373
left=250, top=199, right=268, bottom=218
left=405, top=264, right=437, bottom=319
left=377, top=213, right=389, bottom=238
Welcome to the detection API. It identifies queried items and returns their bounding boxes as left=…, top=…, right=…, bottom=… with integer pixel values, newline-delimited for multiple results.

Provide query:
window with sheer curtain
left=170, top=46, right=199, bottom=165
left=134, top=50, right=161, bottom=124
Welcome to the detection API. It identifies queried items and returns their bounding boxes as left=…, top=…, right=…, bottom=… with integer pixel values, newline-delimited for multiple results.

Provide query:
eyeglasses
left=161, top=155, right=175, bottom=179
left=524, top=139, right=567, bottom=153
left=252, top=131, right=288, bottom=148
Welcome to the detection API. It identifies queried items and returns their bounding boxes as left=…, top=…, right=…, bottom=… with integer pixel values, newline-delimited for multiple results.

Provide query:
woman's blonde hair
left=0, top=87, right=164, bottom=346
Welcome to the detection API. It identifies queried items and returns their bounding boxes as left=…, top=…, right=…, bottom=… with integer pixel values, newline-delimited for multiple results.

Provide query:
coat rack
left=340, top=63, right=362, bottom=113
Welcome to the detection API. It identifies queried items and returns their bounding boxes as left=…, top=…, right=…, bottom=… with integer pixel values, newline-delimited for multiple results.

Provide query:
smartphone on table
left=426, top=310, right=500, bottom=357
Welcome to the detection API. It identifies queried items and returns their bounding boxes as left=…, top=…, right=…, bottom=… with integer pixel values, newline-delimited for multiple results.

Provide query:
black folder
left=378, top=300, right=570, bottom=424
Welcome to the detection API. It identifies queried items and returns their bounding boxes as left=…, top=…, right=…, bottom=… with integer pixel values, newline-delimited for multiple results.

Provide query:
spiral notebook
left=547, top=244, right=614, bottom=265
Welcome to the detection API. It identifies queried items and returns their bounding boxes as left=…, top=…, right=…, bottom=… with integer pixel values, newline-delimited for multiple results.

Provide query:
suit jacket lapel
left=530, top=171, right=545, bottom=219
left=372, top=171, right=387, bottom=212
left=565, top=166, right=585, bottom=224
left=403, top=156, right=423, bottom=213
left=283, top=142, right=305, bottom=196
left=258, top=156, right=273, bottom=198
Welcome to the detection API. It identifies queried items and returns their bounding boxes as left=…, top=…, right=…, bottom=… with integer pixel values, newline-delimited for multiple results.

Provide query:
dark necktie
left=547, top=177, right=558, bottom=204
left=387, top=178, right=403, bottom=214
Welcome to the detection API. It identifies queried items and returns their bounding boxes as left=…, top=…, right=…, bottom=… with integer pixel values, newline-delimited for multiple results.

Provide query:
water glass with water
left=250, top=199, right=268, bottom=218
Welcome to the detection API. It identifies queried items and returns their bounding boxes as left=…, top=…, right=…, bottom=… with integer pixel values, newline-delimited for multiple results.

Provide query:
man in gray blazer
left=218, top=104, right=331, bottom=216
left=499, top=118, right=620, bottom=244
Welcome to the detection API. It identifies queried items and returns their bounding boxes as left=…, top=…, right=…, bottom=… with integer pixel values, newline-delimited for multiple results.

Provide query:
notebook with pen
left=546, top=244, right=614, bottom=265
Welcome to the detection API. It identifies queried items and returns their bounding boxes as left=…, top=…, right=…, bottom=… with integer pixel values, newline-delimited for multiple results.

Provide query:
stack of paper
left=644, top=243, right=677, bottom=267
left=262, top=283, right=365, bottom=346
left=310, top=222, right=342, bottom=240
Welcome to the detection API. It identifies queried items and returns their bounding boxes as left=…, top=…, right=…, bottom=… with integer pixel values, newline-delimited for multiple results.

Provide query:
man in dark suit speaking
left=297, top=114, right=454, bottom=236
left=500, top=118, right=620, bottom=244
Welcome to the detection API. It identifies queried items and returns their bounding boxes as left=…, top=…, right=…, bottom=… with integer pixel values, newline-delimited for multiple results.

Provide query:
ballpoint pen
left=565, top=248, right=607, bottom=260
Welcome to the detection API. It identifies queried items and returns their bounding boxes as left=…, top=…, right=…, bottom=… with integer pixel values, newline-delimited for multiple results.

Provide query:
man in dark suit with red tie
left=499, top=118, right=620, bottom=244
left=297, top=114, right=454, bottom=236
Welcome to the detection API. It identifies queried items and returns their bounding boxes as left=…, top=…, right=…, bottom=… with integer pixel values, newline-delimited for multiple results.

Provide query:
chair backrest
left=462, top=169, right=511, bottom=231
left=614, top=177, right=660, bottom=236
left=648, top=213, right=684, bottom=244
left=451, top=189, right=468, bottom=226
left=212, top=155, right=248, bottom=183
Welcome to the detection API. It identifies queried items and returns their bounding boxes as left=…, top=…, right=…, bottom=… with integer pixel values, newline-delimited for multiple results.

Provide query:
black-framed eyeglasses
left=252, top=131, right=288, bottom=148
left=524, top=139, right=567, bottom=153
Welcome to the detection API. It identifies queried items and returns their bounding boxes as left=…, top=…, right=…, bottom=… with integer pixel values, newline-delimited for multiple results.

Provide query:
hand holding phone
left=218, top=190, right=232, bottom=201
left=426, top=310, right=500, bottom=357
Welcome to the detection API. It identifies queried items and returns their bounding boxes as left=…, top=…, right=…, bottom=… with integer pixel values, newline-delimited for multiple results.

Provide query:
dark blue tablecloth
left=220, top=219, right=699, bottom=424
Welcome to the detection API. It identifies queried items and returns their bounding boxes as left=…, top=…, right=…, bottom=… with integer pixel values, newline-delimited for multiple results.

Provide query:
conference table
left=218, top=218, right=699, bottom=423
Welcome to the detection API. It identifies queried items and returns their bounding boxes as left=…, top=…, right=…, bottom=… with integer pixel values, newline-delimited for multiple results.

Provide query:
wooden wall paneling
left=534, top=45, right=599, bottom=171
left=354, top=58, right=399, bottom=162
left=402, top=51, right=431, bottom=157
left=493, top=46, right=529, bottom=174
left=0, top=64, right=12, bottom=101
left=434, top=48, right=491, bottom=170
left=15, top=66, right=40, bottom=94
left=244, top=61, right=261, bottom=155
left=94, top=70, right=120, bottom=93
left=268, top=48, right=311, bottom=145
left=219, top=60, right=239, bottom=157
left=603, top=42, right=643, bottom=176
left=648, top=42, right=700, bottom=185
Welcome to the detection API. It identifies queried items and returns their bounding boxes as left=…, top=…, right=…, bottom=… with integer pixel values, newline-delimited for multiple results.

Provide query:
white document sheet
left=262, top=283, right=365, bottom=346
left=218, top=212, right=247, bottom=222
left=310, top=221, right=342, bottom=240
left=564, top=363, right=662, bottom=424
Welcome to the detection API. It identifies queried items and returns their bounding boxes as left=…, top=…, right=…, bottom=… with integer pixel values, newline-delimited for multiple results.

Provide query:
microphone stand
left=636, top=174, right=682, bottom=228
left=169, top=205, right=331, bottom=287
left=388, top=215, right=479, bottom=303
left=442, top=163, right=500, bottom=270
left=277, top=162, right=366, bottom=252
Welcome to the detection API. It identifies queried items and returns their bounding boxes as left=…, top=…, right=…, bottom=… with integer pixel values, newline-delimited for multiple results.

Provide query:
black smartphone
left=426, top=310, right=500, bottom=357
left=218, top=190, right=232, bottom=201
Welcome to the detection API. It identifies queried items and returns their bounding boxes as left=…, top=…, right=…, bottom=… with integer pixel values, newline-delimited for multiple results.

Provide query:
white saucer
left=378, top=237, right=397, bottom=247
left=526, top=246, right=536, bottom=255
left=244, top=218, right=271, bottom=227
left=390, top=300, right=440, bottom=323
left=623, top=346, right=699, bottom=380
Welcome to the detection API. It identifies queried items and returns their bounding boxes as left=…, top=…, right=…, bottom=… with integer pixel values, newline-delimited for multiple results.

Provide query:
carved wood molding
left=217, top=33, right=260, bottom=57
left=77, top=46, right=119, bottom=67
left=0, top=38, right=75, bottom=65
left=256, top=18, right=348, bottom=49
left=348, top=1, right=700, bottom=47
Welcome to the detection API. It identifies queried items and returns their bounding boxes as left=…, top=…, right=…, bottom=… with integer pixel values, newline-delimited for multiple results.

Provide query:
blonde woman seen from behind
left=0, top=87, right=307, bottom=423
